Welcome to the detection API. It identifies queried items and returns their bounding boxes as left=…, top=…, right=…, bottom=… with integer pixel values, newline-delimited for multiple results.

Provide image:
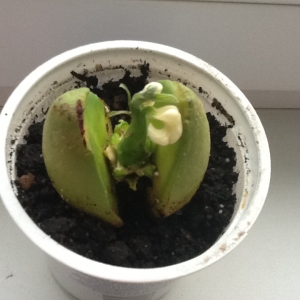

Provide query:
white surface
left=1, top=108, right=299, bottom=299
left=1, top=0, right=300, bottom=106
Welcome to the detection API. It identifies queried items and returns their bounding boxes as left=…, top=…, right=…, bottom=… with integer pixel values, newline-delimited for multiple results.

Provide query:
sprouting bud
left=138, top=82, right=163, bottom=99
left=147, top=105, right=182, bottom=146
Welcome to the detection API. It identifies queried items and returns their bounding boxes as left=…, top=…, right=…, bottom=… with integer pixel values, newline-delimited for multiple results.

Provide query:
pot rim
left=0, top=40, right=271, bottom=283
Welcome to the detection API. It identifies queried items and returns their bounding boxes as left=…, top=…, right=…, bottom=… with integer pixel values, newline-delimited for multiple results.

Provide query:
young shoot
left=103, top=82, right=183, bottom=189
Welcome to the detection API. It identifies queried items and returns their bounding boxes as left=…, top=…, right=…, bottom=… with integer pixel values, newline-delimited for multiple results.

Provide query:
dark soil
left=15, top=65, right=238, bottom=268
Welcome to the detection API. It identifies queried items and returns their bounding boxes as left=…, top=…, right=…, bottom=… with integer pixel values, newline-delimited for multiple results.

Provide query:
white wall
left=1, top=0, right=300, bottom=107
left=146, top=0, right=300, bottom=4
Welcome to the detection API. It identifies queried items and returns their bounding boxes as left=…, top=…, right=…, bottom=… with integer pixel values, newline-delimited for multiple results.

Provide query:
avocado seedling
left=42, top=80, right=210, bottom=226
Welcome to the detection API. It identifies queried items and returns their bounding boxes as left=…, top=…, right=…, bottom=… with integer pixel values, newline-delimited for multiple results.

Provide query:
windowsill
left=137, top=0, right=300, bottom=6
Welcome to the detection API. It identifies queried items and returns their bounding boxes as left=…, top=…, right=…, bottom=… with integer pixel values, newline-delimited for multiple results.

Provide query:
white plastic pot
left=0, top=41, right=270, bottom=300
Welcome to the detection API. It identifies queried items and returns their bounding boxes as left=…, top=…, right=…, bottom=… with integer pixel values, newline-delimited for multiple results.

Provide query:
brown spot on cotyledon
left=76, top=100, right=86, bottom=147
